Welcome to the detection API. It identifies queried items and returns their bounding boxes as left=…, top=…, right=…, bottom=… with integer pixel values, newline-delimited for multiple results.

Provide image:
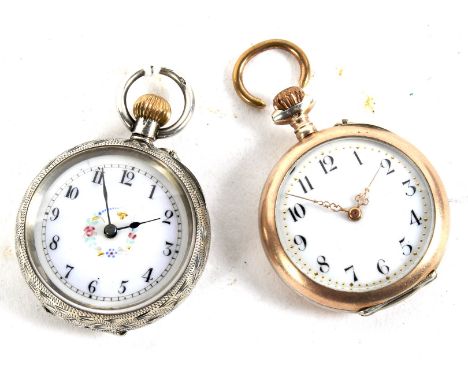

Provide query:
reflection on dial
left=34, top=152, right=191, bottom=310
left=275, top=137, right=435, bottom=292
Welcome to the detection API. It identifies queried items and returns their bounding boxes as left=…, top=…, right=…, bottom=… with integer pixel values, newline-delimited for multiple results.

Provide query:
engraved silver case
left=16, top=138, right=210, bottom=334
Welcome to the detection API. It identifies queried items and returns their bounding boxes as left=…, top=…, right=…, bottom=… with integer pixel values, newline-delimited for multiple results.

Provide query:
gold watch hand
left=354, top=162, right=382, bottom=207
left=286, top=193, right=349, bottom=213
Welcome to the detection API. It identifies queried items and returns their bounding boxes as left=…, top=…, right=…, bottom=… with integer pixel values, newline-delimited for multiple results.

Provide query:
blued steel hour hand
left=117, top=217, right=161, bottom=230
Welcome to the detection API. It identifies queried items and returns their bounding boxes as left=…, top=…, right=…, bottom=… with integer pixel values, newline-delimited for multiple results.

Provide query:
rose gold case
left=259, top=122, right=449, bottom=313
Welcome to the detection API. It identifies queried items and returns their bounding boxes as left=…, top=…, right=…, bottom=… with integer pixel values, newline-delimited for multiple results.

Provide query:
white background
left=0, top=1, right=466, bottom=381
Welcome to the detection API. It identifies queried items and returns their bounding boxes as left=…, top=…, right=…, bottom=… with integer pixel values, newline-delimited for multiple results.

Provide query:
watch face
left=275, top=137, right=435, bottom=292
left=27, top=146, right=194, bottom=311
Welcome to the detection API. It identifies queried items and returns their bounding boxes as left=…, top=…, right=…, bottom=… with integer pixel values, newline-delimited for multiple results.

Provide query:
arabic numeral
left=149, top=184, right=157, bottom=199
left=399, top=237, right=413, bottom=256
left=163, top=241, right=174, bottom=256
left=65, top=185, right=79, bottom=199
left=319, top=155, right=337, bottom=174
left=120, top=169, right=135, bottom=186
left=288, top=203, right=306, bottom=222
left=344, top=265, right=358, bottom=282
left=317, top=256, right=330, bottom=273
left=50, top=207, right=60, bottom=221
left=92, top=170, right=104, bottom=184
left=88, top=280, right=98, bottom=294
left=49, top=235, right=60, bottom=250
left=163, top=210, right=174, bottom=224
left=402, top=179, right=416, bottom=196
left=142, top=268, right=154, bottom=283
left=118, top=280, right=129, bottom=294
left=380, top=159, right=395, bottom=175
left=410, top=210, right=422, bottom=225
left=377, top=259, right=390, bottom=275
left=353, top=150, right=363, bottom=165
left=298, top=176, right=314, bottom=193
left=64, top=265, right=74, bottom=279
left=293, top=235, right=307, bottom=251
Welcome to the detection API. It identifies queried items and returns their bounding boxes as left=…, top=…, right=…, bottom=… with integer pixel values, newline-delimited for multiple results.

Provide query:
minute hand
left=353, top=161, right=382, bottom=207
left=117, top=217, right=161, bottom=230
left=101, top=168, right=112, bottom=225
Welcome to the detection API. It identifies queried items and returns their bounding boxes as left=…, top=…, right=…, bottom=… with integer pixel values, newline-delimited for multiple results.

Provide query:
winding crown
left=273, top=86, right=305, bottom=110
left=133, top=94, right=171, bottom=126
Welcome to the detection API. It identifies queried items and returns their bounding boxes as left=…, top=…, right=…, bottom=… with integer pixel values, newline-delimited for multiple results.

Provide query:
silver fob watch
left=16, top=67, right=210, bottom=334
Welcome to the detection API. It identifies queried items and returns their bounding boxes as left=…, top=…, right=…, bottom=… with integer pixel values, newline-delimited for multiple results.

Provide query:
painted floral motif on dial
left=38, top=161, right=186, bottom=307
left=275, top=137, right=435, bottom=292
left=83, top=208, right=139, bottom=257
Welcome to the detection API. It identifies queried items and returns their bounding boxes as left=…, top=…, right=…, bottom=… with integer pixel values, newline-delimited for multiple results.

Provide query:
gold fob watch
left=233, top=40, right=449, bottom=315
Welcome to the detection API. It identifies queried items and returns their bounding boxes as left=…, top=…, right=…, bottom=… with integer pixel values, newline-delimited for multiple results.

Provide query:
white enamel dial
left=275, top=137, right=435, bottom=292
left=32, top=150, right=192, bottom=310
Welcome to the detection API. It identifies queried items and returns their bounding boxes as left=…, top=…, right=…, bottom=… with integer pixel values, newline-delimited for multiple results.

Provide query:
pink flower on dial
left=84, top=225, right=96, bottom=237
